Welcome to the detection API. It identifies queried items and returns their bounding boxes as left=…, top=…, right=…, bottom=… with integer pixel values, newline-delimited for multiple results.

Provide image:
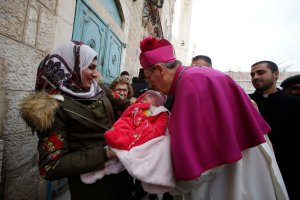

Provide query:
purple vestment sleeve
left=169, top=66, right=270, bottom=180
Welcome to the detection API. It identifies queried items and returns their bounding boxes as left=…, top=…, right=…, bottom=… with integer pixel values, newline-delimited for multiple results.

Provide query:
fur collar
left=20, top=93, right=60, bottom=132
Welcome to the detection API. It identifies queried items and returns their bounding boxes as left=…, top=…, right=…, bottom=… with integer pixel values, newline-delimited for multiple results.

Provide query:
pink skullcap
left=144, top=90, right=167, bottom=106
left=136, top=90, right=167, bottom=106
left=139, top=36, right=176, bottom=69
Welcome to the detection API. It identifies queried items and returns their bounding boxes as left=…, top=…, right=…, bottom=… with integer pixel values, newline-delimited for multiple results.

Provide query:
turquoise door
left=102, top=27, right=123, bottom=83
left=73, top=0, right=124, bottom=84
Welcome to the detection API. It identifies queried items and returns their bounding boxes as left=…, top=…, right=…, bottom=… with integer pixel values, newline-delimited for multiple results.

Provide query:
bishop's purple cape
left=169, top=66, right=271, bottom=180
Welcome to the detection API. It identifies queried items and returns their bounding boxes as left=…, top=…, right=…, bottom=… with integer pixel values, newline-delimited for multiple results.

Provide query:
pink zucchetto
left=139, top=36, right=176, bottom=69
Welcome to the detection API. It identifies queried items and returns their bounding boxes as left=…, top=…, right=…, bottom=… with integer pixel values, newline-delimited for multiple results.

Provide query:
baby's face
left=141, top=94, right=157, bottom=106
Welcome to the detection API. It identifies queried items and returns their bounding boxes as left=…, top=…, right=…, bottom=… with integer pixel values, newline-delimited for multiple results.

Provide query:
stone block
left=3, top=91, right=35, bottom=134
left=24, top=1, right=39, bottom=47
left=0, top=35, right=45, bottom=91
left=36, top=7, right=56, bottom=52
left=53, top=16, right=73, bottom=49
left=4, top=164, right=39, bottom=200
left=57, top=0, right=76, bottom=24
left=0, top=0, right=27, bottom=41
left=0, top=93, right=6, bottom=134
left=0, top=139, right=3, bottom=180
left=0, top=58, right=5, bottom=132
left=38, top=0, right=56, bottom=11
left=0, top=58, right=3, bottom=79
left=3, top=131, right=38, bottom=170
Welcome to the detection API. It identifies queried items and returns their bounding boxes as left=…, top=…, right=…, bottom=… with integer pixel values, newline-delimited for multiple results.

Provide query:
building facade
left=171, top=0, right=193, bottom=63
left=0, top=0, right=175, bottom=199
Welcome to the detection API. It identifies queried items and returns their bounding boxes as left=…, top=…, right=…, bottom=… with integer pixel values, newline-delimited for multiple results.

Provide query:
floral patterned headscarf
left=35, top=41, right=102, bottom=99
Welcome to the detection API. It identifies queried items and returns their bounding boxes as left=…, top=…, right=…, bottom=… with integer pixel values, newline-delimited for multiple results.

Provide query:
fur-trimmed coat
left=20, top=86, right=133, bottom=200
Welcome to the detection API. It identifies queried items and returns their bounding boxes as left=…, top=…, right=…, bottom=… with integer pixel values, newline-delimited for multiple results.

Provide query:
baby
left=105, top=90, right=169, bottom=150
left=81, top=90, right=175, bottom=194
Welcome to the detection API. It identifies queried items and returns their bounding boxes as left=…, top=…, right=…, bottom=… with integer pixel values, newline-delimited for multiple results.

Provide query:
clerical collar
left=263, top=94, right=269, bottom=98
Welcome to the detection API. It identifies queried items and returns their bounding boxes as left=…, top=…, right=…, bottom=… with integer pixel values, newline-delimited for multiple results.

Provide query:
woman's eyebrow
left=89, top=63, right=97, bottom=68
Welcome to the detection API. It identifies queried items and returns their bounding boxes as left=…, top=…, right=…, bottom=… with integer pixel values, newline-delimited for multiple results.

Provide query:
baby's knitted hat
left=139, top=90, right=167, bottom=106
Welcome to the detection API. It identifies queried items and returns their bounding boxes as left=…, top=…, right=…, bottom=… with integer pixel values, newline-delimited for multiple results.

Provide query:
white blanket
left=113, top=131, right=175, bottom=194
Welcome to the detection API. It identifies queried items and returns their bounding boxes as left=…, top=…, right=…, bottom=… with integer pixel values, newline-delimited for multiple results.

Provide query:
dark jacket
left=249, top=89, right=300, bottom=200
left=21, top=86, right=133, bottom=200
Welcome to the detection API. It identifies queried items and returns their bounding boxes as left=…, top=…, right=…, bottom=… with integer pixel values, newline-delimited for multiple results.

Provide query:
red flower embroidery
left=39, top=165, right=51, bottom=177
left=42, top=133, right=64, bottom=153
left=140, top=36, right=159, bottom=52
left=39, top=167, right=46, bottom=176
left=50, top=151, right=62, bottom=159
left=48, top=133, right=64, bottom=148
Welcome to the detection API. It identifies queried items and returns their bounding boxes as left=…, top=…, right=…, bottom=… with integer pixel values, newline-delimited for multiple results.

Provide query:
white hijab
left=43, top=41, right=102, bottom=98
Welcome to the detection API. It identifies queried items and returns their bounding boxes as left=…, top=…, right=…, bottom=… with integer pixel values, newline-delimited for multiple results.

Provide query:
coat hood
left=20, top=92, right=60, bottom=132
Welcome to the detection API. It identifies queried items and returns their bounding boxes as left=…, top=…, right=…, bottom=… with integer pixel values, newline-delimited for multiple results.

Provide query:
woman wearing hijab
left=20, top=41, right=133, bottom=200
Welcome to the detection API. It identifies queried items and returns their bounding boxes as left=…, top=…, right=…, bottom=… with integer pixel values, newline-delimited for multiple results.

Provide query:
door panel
left=81, top=14, right=106, bottom=68
left=102, top=30, right=123, bottom=84
left=73, top=1, right=106, bottom=73
left=100, top=0, right=122, bottom=27
left=73, top=0, right=124, bottom=85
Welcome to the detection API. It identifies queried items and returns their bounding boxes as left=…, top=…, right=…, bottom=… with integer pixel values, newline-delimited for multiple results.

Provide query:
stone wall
left=123, top=0, right=145, bottom=77
left=120, top=0, right=175, bottom=78
left=0, top=0, right=56, bottom=199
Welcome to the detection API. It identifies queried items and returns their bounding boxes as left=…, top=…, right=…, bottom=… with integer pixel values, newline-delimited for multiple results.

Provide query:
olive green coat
left=21, top=86, right=133, bottom=200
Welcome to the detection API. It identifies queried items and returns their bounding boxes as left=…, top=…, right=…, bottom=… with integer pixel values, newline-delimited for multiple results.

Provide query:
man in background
left=280, top=74, right=300, bottom=97
left=131, top=68, right=149, bottom=98
left=120, top=70, right=131, bottom=82
left=249, top=60, right=300, bottom=200
left=191, top=55, right=212, bottom=67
